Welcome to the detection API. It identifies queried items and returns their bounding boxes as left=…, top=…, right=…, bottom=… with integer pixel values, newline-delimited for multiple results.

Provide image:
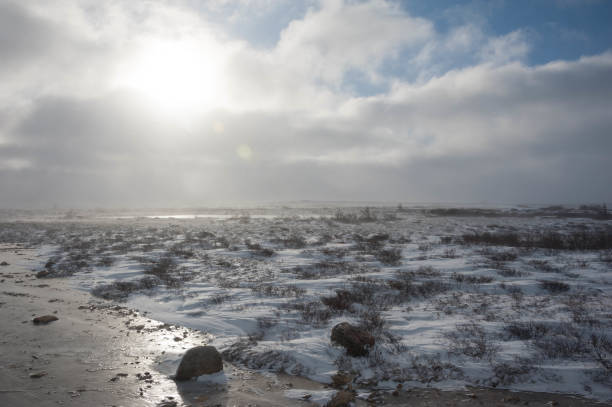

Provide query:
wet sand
left=0, top=246, right=608, bottom=406
left=0, top=247, right=325, bottom=406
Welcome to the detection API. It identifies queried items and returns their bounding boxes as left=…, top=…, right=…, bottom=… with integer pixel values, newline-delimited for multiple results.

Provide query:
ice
left=284, top=389, right=336, bottom=406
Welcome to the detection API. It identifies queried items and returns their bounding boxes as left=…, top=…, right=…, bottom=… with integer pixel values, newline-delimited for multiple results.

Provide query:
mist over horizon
left=1, top=0, right=611, bottom=208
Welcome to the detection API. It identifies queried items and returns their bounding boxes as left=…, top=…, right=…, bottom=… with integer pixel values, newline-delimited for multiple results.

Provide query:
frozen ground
left=1, top=204, right=611, bottom=402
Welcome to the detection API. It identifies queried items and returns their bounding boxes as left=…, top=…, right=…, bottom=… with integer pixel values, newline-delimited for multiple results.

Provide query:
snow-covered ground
left=2, top=205, right=611, bottom=401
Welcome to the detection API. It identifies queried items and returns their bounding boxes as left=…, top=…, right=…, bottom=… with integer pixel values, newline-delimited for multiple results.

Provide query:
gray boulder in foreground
left=175, top=346, right=223, bottom=381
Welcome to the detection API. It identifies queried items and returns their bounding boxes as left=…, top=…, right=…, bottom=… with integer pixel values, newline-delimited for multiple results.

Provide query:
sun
left=114, top=40, right=222, bottom=117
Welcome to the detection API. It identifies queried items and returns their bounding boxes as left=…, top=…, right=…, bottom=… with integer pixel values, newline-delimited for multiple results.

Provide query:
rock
left=331, top=322, right=375, bottom=357
left=174, top=346, right=223, bottom=380
left=29, top=371, right=47, bottom=378
left=326, top=390, right=354, bottom=407
left=36, top=270, right=50, bottom=278
left=0, top=261, right=9, bottom=266
left=33, top=315, right=59, bottom=324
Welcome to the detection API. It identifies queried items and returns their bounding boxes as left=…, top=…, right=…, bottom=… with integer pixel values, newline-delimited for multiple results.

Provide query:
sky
left=0, top=0, right=611, bottom=208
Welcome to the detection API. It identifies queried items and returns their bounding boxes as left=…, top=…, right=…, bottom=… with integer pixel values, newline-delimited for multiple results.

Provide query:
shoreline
left=0, top=245, right=608, bottom=406
left=0, top=246, right=326, bottom=407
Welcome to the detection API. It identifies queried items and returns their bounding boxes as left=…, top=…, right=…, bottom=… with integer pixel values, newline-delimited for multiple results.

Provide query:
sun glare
left=114, top=40, right=222, bottom=117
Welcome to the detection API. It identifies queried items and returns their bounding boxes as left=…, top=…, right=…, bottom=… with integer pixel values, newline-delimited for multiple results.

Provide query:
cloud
left=275, top=0, right=433, bottom=85
left=480, top=30, right=530, bottom=65
left=0, top=0, right=611, bottom=207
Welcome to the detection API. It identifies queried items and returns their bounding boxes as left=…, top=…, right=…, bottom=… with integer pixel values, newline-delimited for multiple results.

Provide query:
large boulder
left=174, top=346, right=223, bottom=381
left=331, top=322, right=375, bottom=357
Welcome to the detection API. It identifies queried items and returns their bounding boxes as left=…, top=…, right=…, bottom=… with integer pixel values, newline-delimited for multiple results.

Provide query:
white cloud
left=275, top=0, right=434, bottom=85
left=0, top=0, right=610, bottom=206
left=480, top=30, right=530, bottom=65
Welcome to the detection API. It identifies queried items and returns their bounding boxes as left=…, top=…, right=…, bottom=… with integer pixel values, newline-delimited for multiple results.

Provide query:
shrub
left=410, top=354, right=463, bottom=383
left=91, top=277, right=161, bottom=301
left=389, top=277, right=449, bottom=299
left=535, top=333, right=589, bottom=359
left=257, top=316, right=279, bottom=329
left=333, top=207, right=378, bottom=223
left=452, top=273, right=493, bottom=284
left=528, top=260, right=561, bottom=273
left=288, top=301, right=332, bottom=327
left=375, top=248, right=402, bottom=266
left=492, top=359, right=534, bottom=385
left=358, top=309, right=387, bottom=335
left=442, top=248, right=457, bottom=258
left=462, top=230, right=612, bottom=250
left=245, top=240, right=276, bottom=257
left=445, top=322, right=500, bottom=360
left=251, top=283, right=305, bottom=298
left=462, top=232, right=520, bottom=247
left=505, top=321, right=551, bottom=340
left=590, top=333, right=612, bottom=373
left=485, top=250, right=518, bottom=262
left=321, top=290, right=354, bottom=311
left=539, top=280, right=570, bottom=294
left=292, top=261, right=370, bottom=280
left=277, top=234, right=307, bottom=249
left=210, top=292, right=232, bottom=304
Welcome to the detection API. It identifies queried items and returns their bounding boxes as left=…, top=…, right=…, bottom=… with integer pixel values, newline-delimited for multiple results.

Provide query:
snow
left=4, top=205, right=611, bottom=401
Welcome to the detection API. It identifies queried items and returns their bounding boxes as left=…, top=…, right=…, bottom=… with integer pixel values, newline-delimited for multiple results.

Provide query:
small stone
left=0, top=261, right=9, bottom=266
left=30, top=371, right=47, bottom=378
left=33, top=315, right=59, bottom=324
